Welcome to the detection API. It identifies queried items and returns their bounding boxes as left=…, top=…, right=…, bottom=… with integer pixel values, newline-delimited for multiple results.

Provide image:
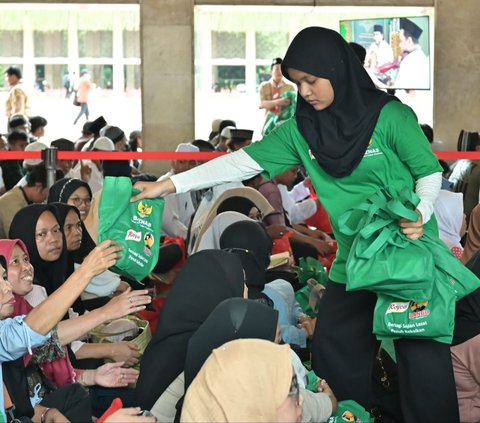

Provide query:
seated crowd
left=0, top=111, right=479, bottom=423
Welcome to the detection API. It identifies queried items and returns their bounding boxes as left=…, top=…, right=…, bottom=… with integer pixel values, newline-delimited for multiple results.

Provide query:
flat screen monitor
left=340, top=16, right=430, bottom=90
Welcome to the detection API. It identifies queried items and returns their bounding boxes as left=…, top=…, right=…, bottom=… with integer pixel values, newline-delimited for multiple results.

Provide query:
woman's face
left=67, top=186, right=91, bottom=220
left=8, top=244, right=34, bottom=296
left=35, top=211, right=63, bottom=261
left=287, top=68, right=334, bottom=111
left=276, top=373, right=304, bottom=423
left=64, top=209, right=83, bottom=251
left=0, top=264, right=15, bottom=319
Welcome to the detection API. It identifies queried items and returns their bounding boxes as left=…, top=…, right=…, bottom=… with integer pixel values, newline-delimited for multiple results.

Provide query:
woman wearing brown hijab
left=181, top=338, right=303, bottom=423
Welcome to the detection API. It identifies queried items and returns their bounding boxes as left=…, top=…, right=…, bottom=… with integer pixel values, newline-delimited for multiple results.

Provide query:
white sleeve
left=415, top=172, right=442, bottom=224
left=170, top=150, right=264, bottom=193
left=300, top=389, right=333, bottom=423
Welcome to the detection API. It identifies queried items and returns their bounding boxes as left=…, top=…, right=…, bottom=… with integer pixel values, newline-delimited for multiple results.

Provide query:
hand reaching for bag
left=80, top=240, right=123, bottom=278
left=101, top=287, right=151, bottom=320
left=131, top=179, right=176, bottom=202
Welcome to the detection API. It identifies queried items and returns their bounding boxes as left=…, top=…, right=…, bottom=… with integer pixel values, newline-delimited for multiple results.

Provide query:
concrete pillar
left=22, top=15, right=35, bottom=91
left=433, top=0, right=480, bottom=149
left=112, top=14, right=125, bottom=94
left=140, top=0, right=194, bottom=175
left=245, top=30, right=256, bottom=95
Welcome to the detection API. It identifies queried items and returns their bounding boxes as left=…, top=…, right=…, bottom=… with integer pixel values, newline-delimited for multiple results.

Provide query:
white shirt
left=278, top=183, right=317, bottom=224
left=71, top=160, right=104, bottom=195
left=394, top=46, right=429, bottom=90
left=367, top=40, right=394, bottom=67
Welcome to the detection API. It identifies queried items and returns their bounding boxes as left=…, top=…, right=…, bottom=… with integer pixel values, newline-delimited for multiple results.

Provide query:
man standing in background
left=5, top=66, right=29, bottom=118
left=259, top=57, right=295, bottom=136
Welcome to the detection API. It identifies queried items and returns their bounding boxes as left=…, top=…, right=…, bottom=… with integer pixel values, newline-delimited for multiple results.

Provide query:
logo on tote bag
left=408, top=301, right=430, bottom=319
left=125, top=229, right=141, bottom=242
left=137, top=201, right=153, bottom=218
left=386, top=302, right=409, bottom=314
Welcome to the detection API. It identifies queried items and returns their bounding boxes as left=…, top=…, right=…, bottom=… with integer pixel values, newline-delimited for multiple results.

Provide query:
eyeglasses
left=64, top=221, right=83, bottom=234
left=288, top=373, right=300, bottom=406
left=68, top=197, right=91, bottom=207
left=35, top=225, right=62, bottom=242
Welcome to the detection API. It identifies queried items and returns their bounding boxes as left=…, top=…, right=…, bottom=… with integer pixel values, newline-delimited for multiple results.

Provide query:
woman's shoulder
left=378, top=99, right=418, bottom=125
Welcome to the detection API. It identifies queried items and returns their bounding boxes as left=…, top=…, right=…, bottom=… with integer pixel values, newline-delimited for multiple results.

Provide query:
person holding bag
left=131, top=26, right=460, bottom=423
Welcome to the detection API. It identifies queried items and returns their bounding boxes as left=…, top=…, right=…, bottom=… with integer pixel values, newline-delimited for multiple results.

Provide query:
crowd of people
left=0, top=24, right=478, bottom=423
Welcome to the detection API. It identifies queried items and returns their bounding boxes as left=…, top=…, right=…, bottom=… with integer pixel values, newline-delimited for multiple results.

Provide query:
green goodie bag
left=373, top=267, right=456, bottom=344
left=98, top=176, right=164, bottom=282
left=327, top=400, right=374, bottom=423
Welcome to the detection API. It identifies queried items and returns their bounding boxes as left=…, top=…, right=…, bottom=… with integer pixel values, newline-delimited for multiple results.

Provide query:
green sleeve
left=383, top=102, right=442, bottom=179
left=244, top=118, right=303, bottom=180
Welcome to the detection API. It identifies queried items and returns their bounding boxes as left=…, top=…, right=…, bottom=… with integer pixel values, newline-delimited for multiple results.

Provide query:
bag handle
left=356, top=226, right=393, bottom=259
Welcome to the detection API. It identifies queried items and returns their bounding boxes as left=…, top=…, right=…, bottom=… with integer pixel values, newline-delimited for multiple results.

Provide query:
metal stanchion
left=42, top=147, right=58, bottom=189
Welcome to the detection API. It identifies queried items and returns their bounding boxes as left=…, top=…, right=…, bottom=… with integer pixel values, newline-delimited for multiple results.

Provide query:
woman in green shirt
left=132, top=27, right=457, bottom=423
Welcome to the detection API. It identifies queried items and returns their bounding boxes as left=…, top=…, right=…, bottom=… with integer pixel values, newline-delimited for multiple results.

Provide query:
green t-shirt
left=245, top=101, right=442, bottom=283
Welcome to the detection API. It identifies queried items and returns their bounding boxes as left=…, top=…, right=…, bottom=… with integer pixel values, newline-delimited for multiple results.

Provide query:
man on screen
left=393, top=17, right=429, bottom=89
left=365, top=24, right=394, bottom=70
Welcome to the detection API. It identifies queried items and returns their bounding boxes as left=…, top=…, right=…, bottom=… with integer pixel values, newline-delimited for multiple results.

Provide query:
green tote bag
left=98, top=176, right=164, bottom=282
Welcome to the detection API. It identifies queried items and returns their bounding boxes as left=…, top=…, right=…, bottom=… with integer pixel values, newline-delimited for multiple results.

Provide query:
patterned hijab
left=281, top=26, right=396, bottom=177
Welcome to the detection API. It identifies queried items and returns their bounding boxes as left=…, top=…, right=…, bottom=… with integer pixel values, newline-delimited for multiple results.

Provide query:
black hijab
left=47, top=177, right=92, bottom=204
left=452, top=250, right=480, bottom=345
left=9, top=204, right=68, bottom=295
left=219, top=220, right=273, bottom=297
left=281, top=26, right=396, bottom=178
left=50, top=202, right=96, bottom=270
left=216, top=196, right=256, bottom=216
left=135, top=249, right=245, bottom=410
left=184, top=298, right=278, bottom=390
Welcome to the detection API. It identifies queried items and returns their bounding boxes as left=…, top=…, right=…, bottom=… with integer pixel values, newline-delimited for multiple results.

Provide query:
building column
left=434, top=0, right=480, bottom=149
left=23, top=14, right=35, bottom=91
left=140, top=0, right=194, bottom=175
left=112, top=14, right=125, bottom=94
left=245, top=30, right=256, bottom=95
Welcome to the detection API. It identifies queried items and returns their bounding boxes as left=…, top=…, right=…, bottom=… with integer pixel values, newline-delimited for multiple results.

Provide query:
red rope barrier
left=0, top=151, right=227, bottom=160
left=0, top=150, right=477, bottom=161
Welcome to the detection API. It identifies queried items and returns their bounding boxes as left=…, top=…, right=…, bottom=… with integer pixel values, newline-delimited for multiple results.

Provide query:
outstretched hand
left=81, top=240, right=123, bottom=278
left=95, top=362, right=139, bottom=387
left=131, top=179, right=176, bottom=202
left=101, top=287, right=151, bottom=320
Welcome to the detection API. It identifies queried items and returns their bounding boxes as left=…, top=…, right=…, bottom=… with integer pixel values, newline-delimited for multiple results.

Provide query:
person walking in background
left=74, top=70, right=94, bottom=125
left=5, top=66, right=29, bottom=118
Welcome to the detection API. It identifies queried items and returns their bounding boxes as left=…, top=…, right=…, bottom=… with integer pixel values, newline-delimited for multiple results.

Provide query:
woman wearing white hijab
left=434, top=190, right=467, bottom=259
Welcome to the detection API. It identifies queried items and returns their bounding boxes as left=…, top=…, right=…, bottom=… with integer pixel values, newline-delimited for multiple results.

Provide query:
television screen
left=339, top=16, right=430, bottom=90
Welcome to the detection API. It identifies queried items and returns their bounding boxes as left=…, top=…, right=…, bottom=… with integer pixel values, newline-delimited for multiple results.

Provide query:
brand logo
left=341, top=410, right=357, bottom=422
left=144, top=232, right=154, bottom=249
left=125, top=229, right=141, bottom=242
left=363, top=139, right=383, bottom=158
left=408, top=301, right=430, bottom=319
left=132, top=215, right=152, bottom=229
left=137, top=201, right=153, bottom=218
left=386, top=302, right=409, bottom=314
